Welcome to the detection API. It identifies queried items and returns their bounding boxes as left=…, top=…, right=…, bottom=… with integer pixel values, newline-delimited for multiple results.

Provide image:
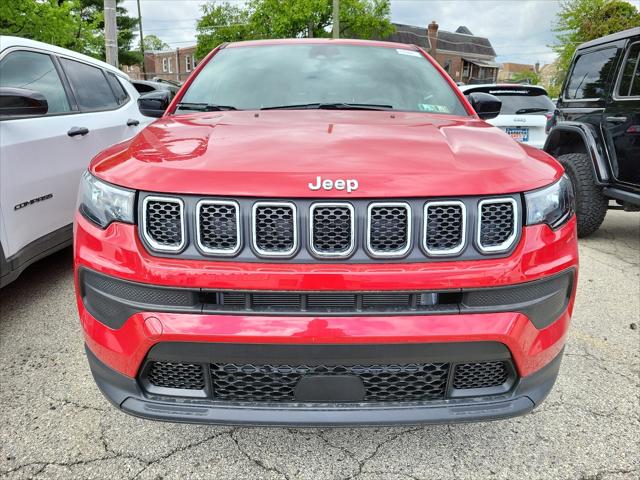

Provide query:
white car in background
left=460, top=84, right=555, bottom=149
left=0, top=36, right=154, bottom=287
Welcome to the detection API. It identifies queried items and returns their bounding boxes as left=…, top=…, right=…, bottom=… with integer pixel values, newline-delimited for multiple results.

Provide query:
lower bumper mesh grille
left=143, top=359, right=514, bottom=402
left=147, top=361, right=205, bottom=390
left=211, top=363, right=450, bottom=402
left=453, top=361, right=510, bottom=389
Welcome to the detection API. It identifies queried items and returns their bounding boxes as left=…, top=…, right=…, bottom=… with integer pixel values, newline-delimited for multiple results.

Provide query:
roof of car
left=459, top=84, right=548, bottom=94
left=576, top=27, right=640, bottom=50
left=133, top=79, right=176, bottom=89
left=225, top=38, right=420, bottom=51
left=0, top=35, right=129, bottom=79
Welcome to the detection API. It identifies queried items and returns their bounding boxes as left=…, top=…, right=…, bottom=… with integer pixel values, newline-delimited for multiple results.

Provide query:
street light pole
left=136, top=0, right=147, bottom=79
left=104, top=0, right=118, bottom=67
left=332, top=0, right=339, bottom=39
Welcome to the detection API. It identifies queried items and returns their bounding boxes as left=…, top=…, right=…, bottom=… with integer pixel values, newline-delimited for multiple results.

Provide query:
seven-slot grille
left=197, top=200, right=240, bottom=255
left=252, top=202, right=297, bottom=256
left=477, top=199, right=517, bottom=252
left=142, top=196, right=185, bottom=252
left=310, top=203, right=354, bottom=257
left=424, top=201, right=466, bottom=255
left=140, top=196, right=519, bottom=259
left=367, top=203, right=411, bottom=257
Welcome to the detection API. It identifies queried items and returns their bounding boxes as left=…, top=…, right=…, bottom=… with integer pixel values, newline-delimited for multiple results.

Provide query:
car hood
left=92, top=110, right=562, bottom=197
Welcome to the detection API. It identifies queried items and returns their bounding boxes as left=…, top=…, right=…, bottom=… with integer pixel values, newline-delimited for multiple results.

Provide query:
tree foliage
left=511, top=71, right=541, bottom=85
left=143, top=34, right=169, bottom=51
left=552, top=0, right=640, bottom=76
left=196, top=0, right=395, bottom=59
left=0, top=0, right=142, bottom=64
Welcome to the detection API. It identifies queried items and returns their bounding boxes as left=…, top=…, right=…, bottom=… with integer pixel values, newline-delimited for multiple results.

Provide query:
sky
left=121, top=0, right=576, bottom=66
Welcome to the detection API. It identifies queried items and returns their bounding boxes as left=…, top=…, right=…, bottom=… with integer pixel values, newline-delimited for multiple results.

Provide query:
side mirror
left=138, top=90, right=171, bottom=118
left=0, top=87, right=48, bottom=117
left=467, top=92, right=501, bottom=120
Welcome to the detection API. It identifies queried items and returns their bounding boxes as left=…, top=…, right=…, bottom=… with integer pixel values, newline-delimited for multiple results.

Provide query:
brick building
left=384, top=22, right=499, bottom=84
left=121, top=46, right=199, bottom=83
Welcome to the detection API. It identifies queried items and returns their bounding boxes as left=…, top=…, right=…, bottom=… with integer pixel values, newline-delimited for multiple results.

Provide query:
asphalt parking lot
left=1, top=210, right=638, bottom=480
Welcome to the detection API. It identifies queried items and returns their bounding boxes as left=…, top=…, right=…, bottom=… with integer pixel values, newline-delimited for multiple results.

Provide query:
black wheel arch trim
left=544, top=122, right=610, bottom=184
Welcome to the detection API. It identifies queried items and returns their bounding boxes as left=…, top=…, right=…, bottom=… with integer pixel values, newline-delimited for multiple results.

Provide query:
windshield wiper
left=514, top=107, right=549, bottom=115
left=261, top=102, right=393, bottom=111
left=176, top=102, right=239, bottom=111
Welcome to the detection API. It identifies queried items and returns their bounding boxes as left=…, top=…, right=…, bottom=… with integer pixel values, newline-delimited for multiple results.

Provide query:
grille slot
left=310, top=203, right=355, bottom=257
left=307, top=293, right=356, bottom=310
left=478, top=199, right=517, bottom=252
left=147, top=362, right=205, bottom=390
left=142, top=196, right=185, bottom=252
left=252, top=202, right=297, bottom=257
left=424, top=201, right=466, bottom=255
left=196, top=200, right=240, bottom=255
left=210, top=362, right=450, bottom=402
left=367, top=203, right=411, bottom=257
left=452, top=361, right=510, bottom=389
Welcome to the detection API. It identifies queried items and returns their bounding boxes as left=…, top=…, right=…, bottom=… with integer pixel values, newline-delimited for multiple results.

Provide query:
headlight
left=525, top=174, right=574, bottom=229
left=78, top=171, right=135, bottom=228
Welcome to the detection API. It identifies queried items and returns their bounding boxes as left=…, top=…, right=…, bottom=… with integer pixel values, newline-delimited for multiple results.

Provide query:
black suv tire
left=557, top=153, right=607, bottom=237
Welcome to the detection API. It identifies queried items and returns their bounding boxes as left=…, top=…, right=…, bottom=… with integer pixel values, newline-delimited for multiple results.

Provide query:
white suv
left=460, top=84, right=555, bottom=149
left=0, top=36, right=152, bottom=287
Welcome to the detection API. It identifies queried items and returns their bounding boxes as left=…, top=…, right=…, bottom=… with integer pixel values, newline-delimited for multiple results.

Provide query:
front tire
left=557, top=153, right=607, bottom=237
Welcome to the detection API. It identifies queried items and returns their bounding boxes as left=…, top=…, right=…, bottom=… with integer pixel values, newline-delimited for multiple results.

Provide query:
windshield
left=177, top=44, right=468, bottom=115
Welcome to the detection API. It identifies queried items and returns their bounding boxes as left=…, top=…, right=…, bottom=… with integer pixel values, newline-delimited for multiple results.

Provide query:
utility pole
left=332, top=0, right=339, bottom=39
left=104, top=0, right=118, bottom=67
left=137, top=0, right=147, bottom=79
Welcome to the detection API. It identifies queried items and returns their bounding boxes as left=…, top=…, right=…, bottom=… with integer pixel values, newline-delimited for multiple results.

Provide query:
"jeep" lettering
left=308, top=176, right=359, bottom=193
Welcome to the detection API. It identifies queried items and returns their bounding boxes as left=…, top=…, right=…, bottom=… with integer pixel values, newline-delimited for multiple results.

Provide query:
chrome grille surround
left=195, top=200, right=241, bottom=256
left=423, top=201, right=466, bottom=256
left=309, top=202, right=356, bottom=258
left=476, top=198, right=518, bottom=253
left=251, top=201, right=298, bottom=258
left=138, top=193, right=521, bottom=262
left=366, top=202, right=412, bottom=258
left=141, top=195, right=186, bottom=253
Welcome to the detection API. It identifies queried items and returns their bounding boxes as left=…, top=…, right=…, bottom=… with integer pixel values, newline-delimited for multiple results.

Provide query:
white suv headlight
left=78, top=171, right=135, bottom=228
left=525, top=174, right=575, bottom=230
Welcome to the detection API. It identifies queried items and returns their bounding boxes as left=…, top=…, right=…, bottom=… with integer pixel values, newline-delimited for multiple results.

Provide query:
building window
left=168, top=58, right=173, bottom=73
left=185, top=55, right=191, bottom=72
left=193, top=57, right=198, bottom=67
left=162, top=58, right=167, bottom=73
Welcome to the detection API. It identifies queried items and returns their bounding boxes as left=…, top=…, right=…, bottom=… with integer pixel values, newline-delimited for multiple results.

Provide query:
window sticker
left=396, top=49, right=422, bottom=58
left=418, top=104, right=451, bottom=113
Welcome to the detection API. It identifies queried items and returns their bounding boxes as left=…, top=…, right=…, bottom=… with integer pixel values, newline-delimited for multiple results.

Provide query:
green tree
left=196, top=0, right=394, bottom=59
left=552, top=0, right=640, bottom=76
left=143, top=34, right=169, bottom=51
left=77, top=0, right=141, bottom=64
left=0, top=0, right=142, bottom=64
left=0, top=0, right=95, bottom=52
left=511, top=71, right=541, bottom=85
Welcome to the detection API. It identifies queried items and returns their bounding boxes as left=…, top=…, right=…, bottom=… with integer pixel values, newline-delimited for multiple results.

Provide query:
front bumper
left=87, top=344, right=563, bottom=426
left=74, top=213, right=578, bottom=424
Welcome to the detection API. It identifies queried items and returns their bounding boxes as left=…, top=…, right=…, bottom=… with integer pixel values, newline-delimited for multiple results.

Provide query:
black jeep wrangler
left=545, top=27, right=640, bottom=237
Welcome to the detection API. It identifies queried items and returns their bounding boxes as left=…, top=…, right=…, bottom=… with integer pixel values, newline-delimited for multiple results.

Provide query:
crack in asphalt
left=128, top=429, right=231, bottom=480
left=578, top=467, right=640, bottom=480
left=344, top=427, right=424, bottom=480
left=228, top=428, right=291, bottom=480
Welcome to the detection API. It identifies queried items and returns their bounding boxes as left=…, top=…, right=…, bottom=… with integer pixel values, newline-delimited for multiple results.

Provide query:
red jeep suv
left=74, top=39, right=578, bottom=425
